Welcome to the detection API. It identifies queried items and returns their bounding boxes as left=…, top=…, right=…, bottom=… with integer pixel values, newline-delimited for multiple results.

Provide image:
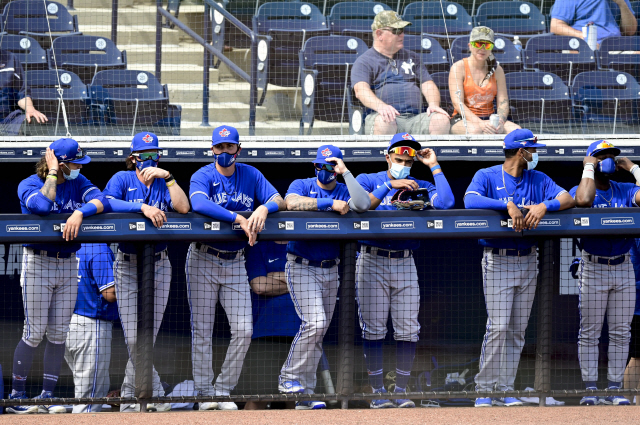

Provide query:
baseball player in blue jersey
left=571, top=140, right=639, bottom=406
left=64, top=243, right=118, bottom=413
left=623, top=238, right=640, bottom=399
left=355, top=133, right=455, bottom=409
left=187, top=125, right=285, bottom=411
left=9, top=137, right=135, bottom=414
left=103, top=132, right=190, bottom=412
left=464, top=129, right=574, bottom=408
left=278, top=145, right=370, bottom=410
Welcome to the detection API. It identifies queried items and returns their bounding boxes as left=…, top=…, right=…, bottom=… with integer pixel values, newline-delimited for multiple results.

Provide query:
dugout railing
left=0, top=209, right=639, bottom=411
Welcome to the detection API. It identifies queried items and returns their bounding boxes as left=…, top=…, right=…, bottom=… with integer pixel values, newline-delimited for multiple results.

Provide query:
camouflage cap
left=470, top=26, right=495, bottom=43
left=371, top=10, right=411, bottom=31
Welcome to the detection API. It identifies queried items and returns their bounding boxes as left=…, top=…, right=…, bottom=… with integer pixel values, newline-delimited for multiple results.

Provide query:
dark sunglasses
left=315, top=163, right=335, bottom=172
left=132, top=152, right=160, bottom=161
left=382, top=27, right=405, bottom=35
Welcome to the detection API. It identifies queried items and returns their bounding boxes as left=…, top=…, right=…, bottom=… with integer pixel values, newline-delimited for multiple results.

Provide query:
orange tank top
left=456, top=58, right=497, bottom=118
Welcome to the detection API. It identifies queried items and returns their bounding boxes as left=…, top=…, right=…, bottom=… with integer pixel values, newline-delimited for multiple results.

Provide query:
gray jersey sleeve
left=344, top=172, right=371, bottom=212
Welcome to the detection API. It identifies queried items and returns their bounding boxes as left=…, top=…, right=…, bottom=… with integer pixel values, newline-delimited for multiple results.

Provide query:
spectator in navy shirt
left=351, top=11, right=450, bottom=136
left=0, top=50, right=47, bottom=134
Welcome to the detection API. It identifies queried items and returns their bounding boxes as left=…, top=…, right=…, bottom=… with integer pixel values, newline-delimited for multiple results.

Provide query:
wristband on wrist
left=372, top=182, right=392, bottom=201
left=631, top=164, right=640, bottom=183
left=77, top=203, right=98, bottom=218
left=430, top=165, right=441, bottom=173
left=164, top=173, right=174, bottom=182
left=317, top=198, right=333, bottom=211
left=582, top=167, right=595, bottom=180
left=165, top=179, right=176, bottom=187
left=46, top=175, right=57, bottom=180
left=264, top=201, right=279, bottom=214
left=49, top=169, right=58, bottom=173
left=542, top=199, right=561, bottom=212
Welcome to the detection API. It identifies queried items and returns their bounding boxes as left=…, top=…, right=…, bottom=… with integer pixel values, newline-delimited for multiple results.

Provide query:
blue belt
left=30, top=249, right=73, bottom=259
left=491, top=247, right=533, bottom=257
left=587, top=254, right=626, bottom=266
left=195, top=242, right=242, bottom=261
left=293, top=255, right=338, bottom=269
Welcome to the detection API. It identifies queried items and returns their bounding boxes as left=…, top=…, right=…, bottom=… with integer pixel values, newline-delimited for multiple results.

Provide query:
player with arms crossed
left=64, top=243, right=118, bottom=413
left=572, top=141, right=639, bottom=406
left=464, top=129, right=574, bottom=407
left=9, top=138, right=136, bottom=414
left=355, top=133, right=454, bottom=408
left=278, top=145, right=370, bottom=410
left=103, top=132, right=190, bottom=412
left=188, top=125, right=285, bottom=411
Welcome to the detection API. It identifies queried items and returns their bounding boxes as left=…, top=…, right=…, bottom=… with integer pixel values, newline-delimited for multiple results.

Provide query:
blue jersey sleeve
left=285, top=179, right=307, bottom=198
left=626, top=183, right=640, bottom=207
left=91, top=246, right=115, bottom=292
left=569, top=185, right=578, bottom=199
left=465, top=169, right=489, bottom=197
left=18, top=176, right=53, bottom=215
left=356, top=173, right=376, bottom=193
left=429, top=174, right=455, bottom=210
left=103, top=172, right=126, bottom=200
left=541, top=173, right=567, bottom=200
left=76, top=174, right=101, bottom=203
left=245, top=243, right=268, bottom=282
left=190, top=167, right=237, bottom=223
left=253, top=168, right=280, bottom=205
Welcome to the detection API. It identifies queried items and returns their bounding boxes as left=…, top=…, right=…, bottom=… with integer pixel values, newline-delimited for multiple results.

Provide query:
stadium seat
left=633, top=1, right=640, bottom=17
left=571, top=71, right=640, bottom=133
left=403, top=34, right=450, bottom=74
left=474, top=1, right=546, bottom=37
left=3, top=1, right=81, bottom=49
left=598, top=36, right=640, bottom=80
left=522, top=35, right=596, bottom=86
left=449, top=35, right=522, bottom=74
left=429, top=71, right=453, bottom=116
left=298, top=35, right=367, bottom=135
left=402, top=1, right=473, bottom=39
left=47, top=36, right=127, bottom=85
left=0, top=33, right=47, bottom=70
left=89, top=70, right=181, bottom=135
left=327, top=1, right=392, bottom=47
left=253, top=2, right=328, bottom=87
left=25, top=70, right=92, bottom=133
left=505, top=71, right=572, bottom=133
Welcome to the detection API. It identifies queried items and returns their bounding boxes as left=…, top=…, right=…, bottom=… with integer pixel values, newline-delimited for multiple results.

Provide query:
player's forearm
left=574, top=181, right=596, bottom=207
left=167, top=184, right=190, bottom=213
left=191, top=194, right=237, bottom=222
left=550, top=18, right=584, bottom=38
left=39, top=177, right=57, bottom=201
left=250, top=274, right=288, bottom=296
left=368, top=192, right=383, bottom=210
left=343, top=172, right=371, bottom=212
left=286, top=195, right=318, bottom=211
left=431, top=173, right=455, bottom=210
left=557, top=192, right=576, bottom=211
left=273, top=195, right=286, bottom=211
left=464, top=193, right=508, bottom=210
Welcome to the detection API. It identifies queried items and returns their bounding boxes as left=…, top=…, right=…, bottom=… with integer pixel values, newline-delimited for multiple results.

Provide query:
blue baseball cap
left=313, top=144, right=343, bottom=165
left=212, top=125, right=240, bottom=145
left=503, top=129, right=545, bottom=149
left=49, top=138, right=91, bottom=164
left=130, top=132, right=159, bottom=153
left=387, top=133, right=421, bottom=153
left=587, top=140, right=620, bottom=157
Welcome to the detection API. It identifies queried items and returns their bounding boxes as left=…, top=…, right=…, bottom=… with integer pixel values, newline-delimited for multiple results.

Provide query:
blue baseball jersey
left=74, top=243, right=119, bottom=322
left=245, top=241, right=301, bottom=338
left=103, top=170, right=174, bottom=254
left=190, top=163, right=279, bottom=252
left=465, top=165, right=567, bottom=249
left=356, top=171, right=437, bottom=250
left=628, top=238, right=640, bottom=316
left=286, top=177, right=352, bottom=261
left=569, top=181, right=640, bottom=257
left=18, top=173, right=102, bottom=253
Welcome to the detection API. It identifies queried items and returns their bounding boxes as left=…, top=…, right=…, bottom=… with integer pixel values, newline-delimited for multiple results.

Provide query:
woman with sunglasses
left=102, top=132, right=190, bottom=412
left=449, top=26, right=520, bottom=135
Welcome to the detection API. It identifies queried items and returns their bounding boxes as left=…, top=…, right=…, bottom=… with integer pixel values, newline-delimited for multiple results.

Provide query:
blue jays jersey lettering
left=285, top=177, right=351, bottom=261
left=75, top=244, right=119, bottom=322
left=103, top=171, right=174, bottom=254
left=569, top=181, right=640, bottom=257
left=190, top=162, right=279, bottom=251
left=466, top=165, right=567, bottom=249
left=357, top=171, right=437, bottom=250
left=18, top=173, right=101, bottom=253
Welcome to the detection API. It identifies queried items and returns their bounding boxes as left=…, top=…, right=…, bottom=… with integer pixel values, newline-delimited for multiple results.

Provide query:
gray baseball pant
left=185, top=243, right=252, bottom=396
left=280, top=254, right=340, bottom=391
left=475, top=248, right=537, bottom=391
left=64, top=313, right=113, bottom=413
left=355, top=249, right=420, bottom=342
left=114, top=250, right=171, bottom=408
left=21, top=248, right=77, bottom=347
left=578, top=252, right=635, bottom=383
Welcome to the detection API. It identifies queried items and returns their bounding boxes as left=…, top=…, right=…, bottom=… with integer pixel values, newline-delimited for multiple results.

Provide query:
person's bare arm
left=615, top=0, right=638, bottom=35
left=495, top=66, right=510, bottom=125
left=249, top=272, right=288, bottom=296
left=421, top=80, right=450, bottom=117
left=101, top=286, right=116, bottom=303
left=550, top=18, right=585, bottom=38
left=353, top=81, right=399, bottom=123
left=17, top=97, right=48, bottom=124
left=575, top=157, right=598, bottom=207
left=286, top=194, right=318, bottom=211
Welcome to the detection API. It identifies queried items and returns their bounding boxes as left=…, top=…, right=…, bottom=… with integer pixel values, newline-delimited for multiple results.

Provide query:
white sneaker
left=199, top=401, right=219, bottom=410
left=218, top=401, right=238, bottom=410
left=148, top=403, right=171, bottom=412
left=121, top=404, right=140, bottom=413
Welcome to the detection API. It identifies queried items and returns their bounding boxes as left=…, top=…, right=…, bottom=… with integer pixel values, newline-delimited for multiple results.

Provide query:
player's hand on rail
left=63, top=210, right=83, bottom=241
left=523, top=203, right=547, bottom=230
left=507, top=201, right=525, bottom=232
left=247, top=205, right=269, bottom=233
left=141, top=204, right=167, bottom=228
left=235, top=214, right=257, bottom=246
left=332, top=199, right=349, bottom=215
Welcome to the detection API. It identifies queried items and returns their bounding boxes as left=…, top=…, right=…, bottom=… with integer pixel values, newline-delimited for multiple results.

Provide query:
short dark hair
left=504, top=148, right=520, bottom=158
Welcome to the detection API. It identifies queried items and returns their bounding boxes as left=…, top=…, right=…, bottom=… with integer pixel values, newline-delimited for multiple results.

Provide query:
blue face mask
left=136, top=159, right=158, bottom=171
left=523, top=152, right=539, bottom=170
left=215, top=152, right=237, bottom=168
left=598, top=157, right=616, bottom=175
left=316, top=169, right=337, bottom=184
left=62, top=163, right=80, bottom=180
left=390, top=162, right=411, bottom=179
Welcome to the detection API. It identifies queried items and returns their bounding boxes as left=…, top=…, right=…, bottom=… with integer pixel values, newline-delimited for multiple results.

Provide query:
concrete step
left=80, top=25, right=180, bottom=46
left=73, top=0, right=140, bottom=8
left=179, top=120, right=349, bottom=137
left=179, top=102, right=269, bottom=122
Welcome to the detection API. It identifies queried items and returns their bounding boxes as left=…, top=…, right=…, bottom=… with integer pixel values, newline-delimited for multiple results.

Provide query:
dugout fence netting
left=0, top=0, right=638, bottom=138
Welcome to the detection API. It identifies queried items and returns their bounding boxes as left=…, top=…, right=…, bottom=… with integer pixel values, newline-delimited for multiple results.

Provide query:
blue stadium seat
left=505, top=71, right=572, bottom=133
left=633, top=1, right=640, bottom=17
left=598, top=36, right=640, bottom=79
left=403, top=34, right=450, bottom=74
left=402, top=2, right=473, bottom=38
left=449, top=35, right=522, bottom=74
left=571, top=71, right=640, bottom=133
left=89, top=70, right=181, bottom=135
left=429, top=71, right=453, bottom=116
left=0, top=34, right=47, bottom=70
left=474, top=1, right=546, bottom=37
left=25, top=70, right=92, bottom=133
left=327, top=1, right=392, bottom=47
left=298, top=35, right=367, bottom=134
left=3, top=1, right=81, bottom=49
left=522, top=35, right=596, bottom=85
left=47, top=36, right=127, bottom=85
left=253, top=2, right=328, bottom=87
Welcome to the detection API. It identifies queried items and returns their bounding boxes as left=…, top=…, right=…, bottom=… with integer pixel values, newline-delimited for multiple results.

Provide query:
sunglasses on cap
left=388, top=146, right=417, bottom=156
left=470, top=41, right=494, bottom=50
left=315, top=163, right=335, bottom=172
left=61, top=148, right=87, bottom=162
left=132, top=152, right=160, bottom=161
left=382, top=27, right=404, bottom=35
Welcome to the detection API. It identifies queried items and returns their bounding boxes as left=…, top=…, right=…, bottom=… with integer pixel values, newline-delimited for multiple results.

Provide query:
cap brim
left=591, top=147, right=620, bottom=157
left=389, top=21, right=411, bottom=28
left=211, top=139, right=239, bottom=145
left=313, top=158, right=337, bottom=165
left=528, top=142, right=546, bottom=148
left=68, top=156, right=91, bottom=164
left=388, top=139, right=421, bottom=153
